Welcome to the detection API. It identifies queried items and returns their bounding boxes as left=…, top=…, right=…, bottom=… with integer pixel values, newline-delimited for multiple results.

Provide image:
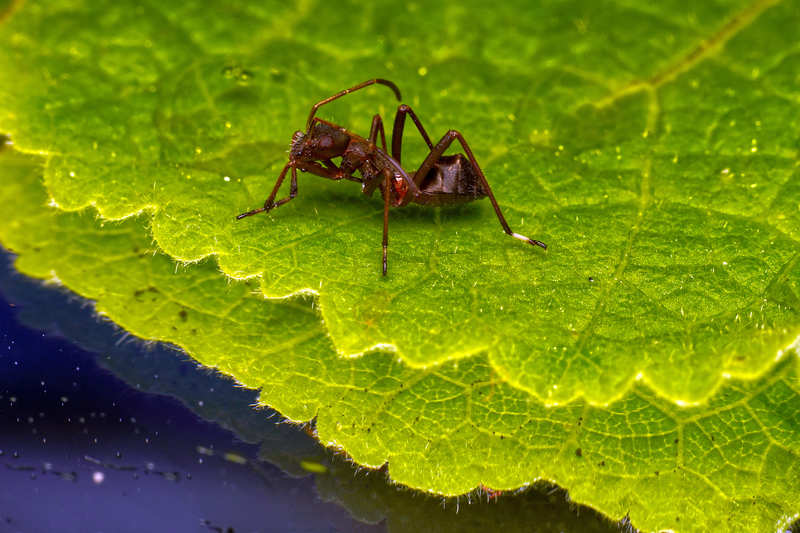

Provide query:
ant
left=236, top=78, right=547, bottom=275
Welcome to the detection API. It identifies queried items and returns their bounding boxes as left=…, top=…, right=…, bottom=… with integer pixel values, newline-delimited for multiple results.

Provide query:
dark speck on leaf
left=575, top=448, right=582, bottom=457
left=179, top=309, right=188, bottom=322
left=588, top=277, right=595, bottom=282
left=133, top=286, right=158, bottom=300
left=269, top=69, right=286, bottom=83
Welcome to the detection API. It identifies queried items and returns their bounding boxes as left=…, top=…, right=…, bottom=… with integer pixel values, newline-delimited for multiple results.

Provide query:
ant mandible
left=236, top=78, right=547, bottom=275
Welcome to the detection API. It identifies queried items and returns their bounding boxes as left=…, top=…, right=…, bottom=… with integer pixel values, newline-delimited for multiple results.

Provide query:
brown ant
left=236, top=79, right=547, bottom=275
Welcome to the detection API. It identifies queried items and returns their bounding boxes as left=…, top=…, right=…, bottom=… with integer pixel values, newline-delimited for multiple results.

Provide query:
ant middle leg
left=382, top=169, right=391, bottom=276
left=414, top=130, right=547, bottom=249
left=368, top=114, right=388, bottom=151
left=391, top=104, right=434, bottom=165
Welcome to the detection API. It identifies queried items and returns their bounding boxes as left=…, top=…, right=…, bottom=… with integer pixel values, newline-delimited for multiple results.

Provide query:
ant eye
left=319, top=135, right=333, bottom=149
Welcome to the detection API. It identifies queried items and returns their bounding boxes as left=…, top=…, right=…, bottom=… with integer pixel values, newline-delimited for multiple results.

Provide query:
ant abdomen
left=415, top=154, right=487, bottom=206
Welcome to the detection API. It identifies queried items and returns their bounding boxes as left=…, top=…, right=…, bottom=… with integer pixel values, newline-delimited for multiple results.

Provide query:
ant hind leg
left=414, top=130, right=547, bottom=249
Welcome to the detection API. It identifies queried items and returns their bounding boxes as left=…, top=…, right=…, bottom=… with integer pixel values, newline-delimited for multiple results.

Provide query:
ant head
left=290, top=122, right=349, bottom=161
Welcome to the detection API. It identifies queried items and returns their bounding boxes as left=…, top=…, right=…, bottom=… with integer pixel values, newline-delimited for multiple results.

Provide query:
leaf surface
left=1, top=0, right=799, bottom=403
left=2, top=148, right=800, bottom=533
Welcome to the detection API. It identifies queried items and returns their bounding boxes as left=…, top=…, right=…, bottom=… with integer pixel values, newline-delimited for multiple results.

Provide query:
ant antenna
left=305, top=78, right=402, bottom=131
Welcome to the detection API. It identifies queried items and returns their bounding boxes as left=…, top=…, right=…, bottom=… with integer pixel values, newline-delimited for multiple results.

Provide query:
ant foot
left=511, top=232, right=547, bottom=250
left=235, top=200, right=275, bottom=220
left=236, top=207, right=265, bottom=219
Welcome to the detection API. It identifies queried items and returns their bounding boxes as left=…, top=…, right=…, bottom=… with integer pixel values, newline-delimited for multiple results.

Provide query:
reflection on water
left=0, top=247, right=625, bottom=532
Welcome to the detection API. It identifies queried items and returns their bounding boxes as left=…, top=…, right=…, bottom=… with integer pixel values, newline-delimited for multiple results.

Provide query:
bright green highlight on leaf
left=2, top=148, right=800, bottom=533
left=1, top=0, right=799, bottom=404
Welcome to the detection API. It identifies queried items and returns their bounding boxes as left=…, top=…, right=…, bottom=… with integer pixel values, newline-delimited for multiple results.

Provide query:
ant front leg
left=237, top=162, right=296, bottom=219
left=272, top=164, right=299, bottom=209
left=415, top=130, right=547, bottom=249
left=391, top=104, right=434, bottom=165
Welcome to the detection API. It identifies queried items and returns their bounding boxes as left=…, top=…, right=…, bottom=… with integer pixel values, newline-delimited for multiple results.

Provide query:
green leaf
left=2, top=0, right=799, bottom=404
left=2, top=149, right=800, bottom=533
